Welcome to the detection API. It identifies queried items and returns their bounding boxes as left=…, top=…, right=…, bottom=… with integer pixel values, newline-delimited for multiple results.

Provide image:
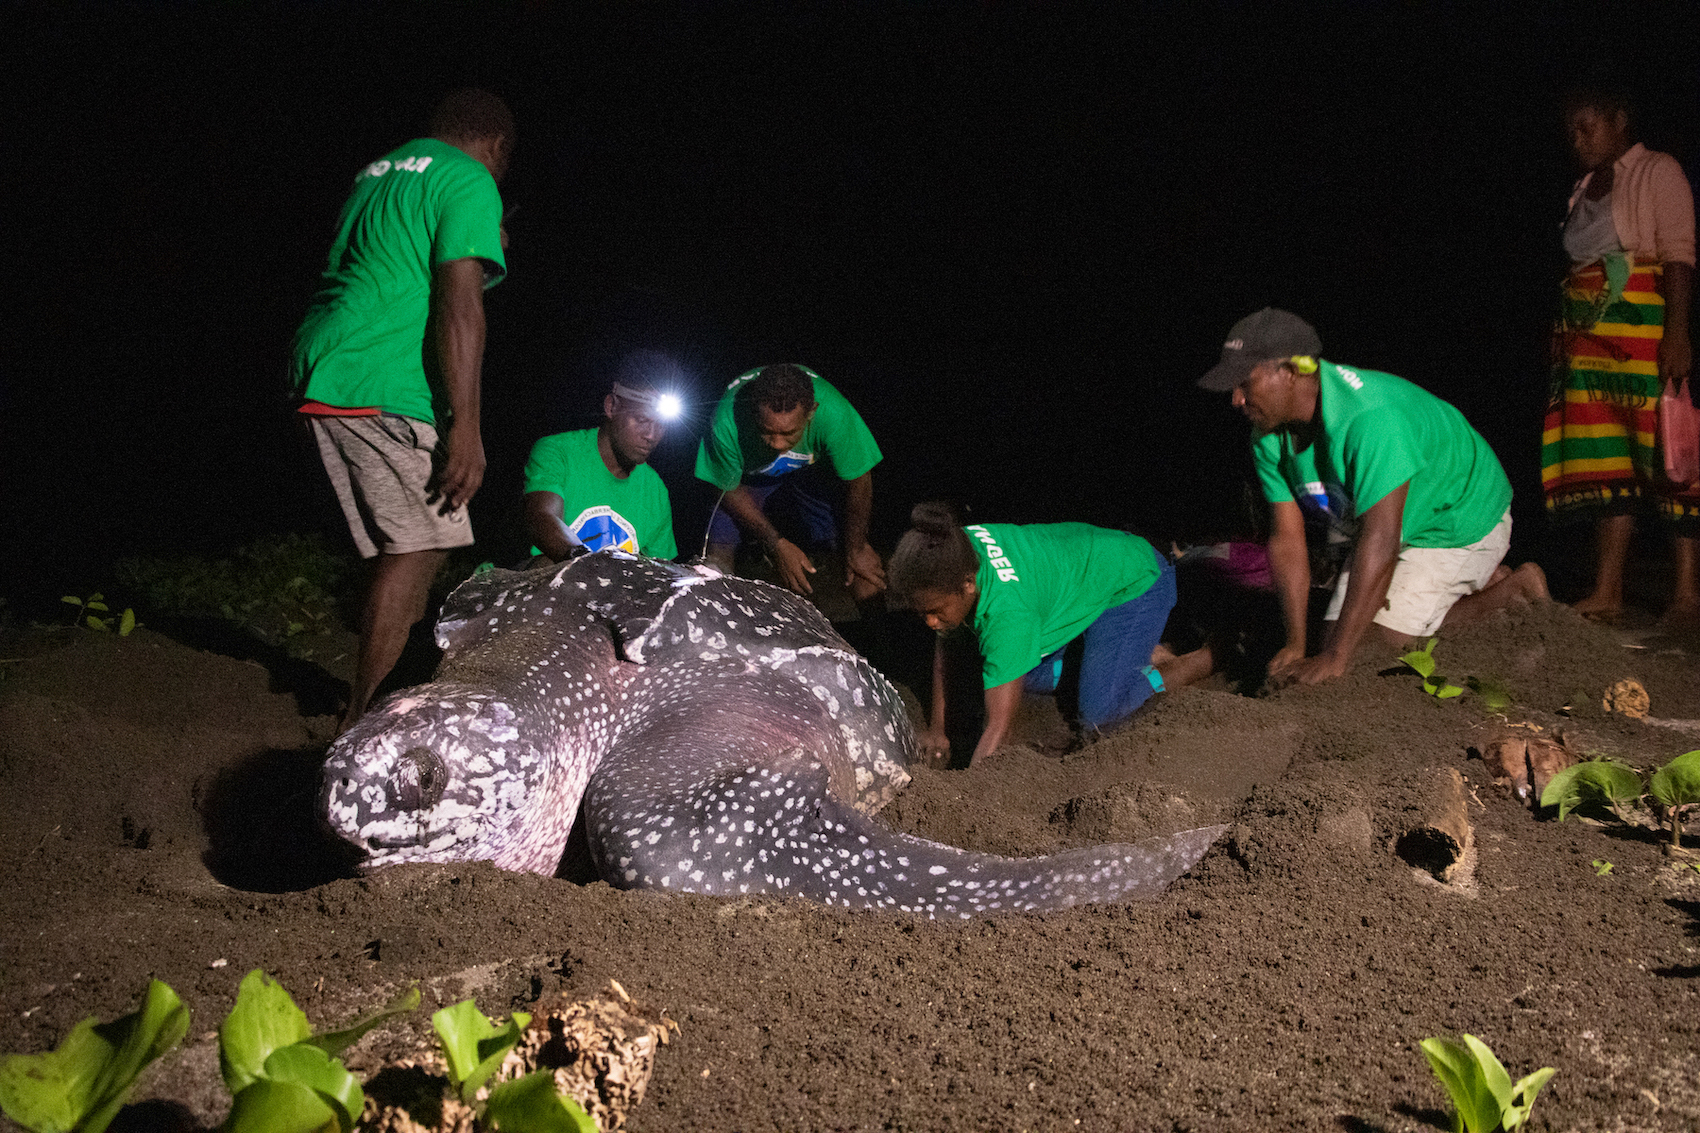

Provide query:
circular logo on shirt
left=569, top=506, right=639, bottom=554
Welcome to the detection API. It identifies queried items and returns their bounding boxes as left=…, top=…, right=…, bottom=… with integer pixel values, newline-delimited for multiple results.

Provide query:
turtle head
left=319, top=685, right=547, bottom=869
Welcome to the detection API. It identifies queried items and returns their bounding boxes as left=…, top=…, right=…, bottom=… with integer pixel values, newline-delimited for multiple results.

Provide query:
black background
left=6, top=1, right=1697, bottom=597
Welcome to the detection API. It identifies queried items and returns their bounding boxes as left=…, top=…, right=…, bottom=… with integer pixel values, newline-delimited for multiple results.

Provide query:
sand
left=3, top=599, right=1700, bottom=1131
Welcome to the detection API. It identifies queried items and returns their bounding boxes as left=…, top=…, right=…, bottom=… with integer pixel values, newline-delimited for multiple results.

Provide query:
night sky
left=7, top=2, right=1698, bottom=599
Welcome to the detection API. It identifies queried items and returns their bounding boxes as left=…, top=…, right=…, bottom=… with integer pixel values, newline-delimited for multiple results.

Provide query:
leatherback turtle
left=320, top=553, right=1225, bottom=918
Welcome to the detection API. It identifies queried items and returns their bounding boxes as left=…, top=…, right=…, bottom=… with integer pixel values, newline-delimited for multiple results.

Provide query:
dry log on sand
left=1393, top=767, right=1473, bottom=883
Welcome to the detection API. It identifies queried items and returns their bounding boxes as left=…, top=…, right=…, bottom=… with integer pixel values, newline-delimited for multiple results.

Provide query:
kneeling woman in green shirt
left=890, top=502, right=1204, bottom=766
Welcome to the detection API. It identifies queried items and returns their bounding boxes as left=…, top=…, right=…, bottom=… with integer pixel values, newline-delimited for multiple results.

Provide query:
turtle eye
left=391, top=747, right=447, bottom=811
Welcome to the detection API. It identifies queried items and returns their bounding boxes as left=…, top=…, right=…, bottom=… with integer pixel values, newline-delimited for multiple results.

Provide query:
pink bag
left=1663, top=377, right=1700, bottom=486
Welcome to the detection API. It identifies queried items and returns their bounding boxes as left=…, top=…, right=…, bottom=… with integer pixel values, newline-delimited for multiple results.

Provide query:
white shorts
left=1325, top=510, right=1512, bottom=638
left=309, top=414, right=474, bottom=558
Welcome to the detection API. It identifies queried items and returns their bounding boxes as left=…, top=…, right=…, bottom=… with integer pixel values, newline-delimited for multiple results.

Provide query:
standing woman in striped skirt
left=1542, top=82, right=1696, bottom=626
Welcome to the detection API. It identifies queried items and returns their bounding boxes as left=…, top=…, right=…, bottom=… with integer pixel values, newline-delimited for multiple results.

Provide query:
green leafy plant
left=431, top=1000, right=531, bottom=1103
left=1466, top=675, right=1514, bottom=711
left=1540, top=751, right=1700, bottom=849
left=483, top=1070, right=599, bottom=1133
left=1538, top=759, right=1643, bottom=823
left=0, top=979, right=189, bottom=1133
left=1400, top=638, right=1465, bottom=699
left=1591, top=859, right=1613, bottom=876
left=59, top=594, right=138, bottom=636
left=431, top=999, right=596, bottom=1131
left=219, top=969, right=418, bottom=1133
left=114, top=534, right=351, bottom=655
left=1648, top=750, right=1700, bottom=848
left=1420, top=1034, right=1555, bottom=1132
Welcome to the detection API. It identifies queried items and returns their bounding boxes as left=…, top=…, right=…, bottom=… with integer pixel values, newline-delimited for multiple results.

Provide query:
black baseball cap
left=1197, top=308, right=1322, bottom=391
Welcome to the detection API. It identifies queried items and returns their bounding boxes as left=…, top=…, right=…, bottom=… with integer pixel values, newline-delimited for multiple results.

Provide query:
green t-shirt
left=693, top=367, right=883, bottom=490
left=522, top=427, right=678, bottom=558
left=967, top=523, right=1163, bottom=689
left=291, top=138, right=507, bottom=424
left=1253, top=360, right=1512, bottom=549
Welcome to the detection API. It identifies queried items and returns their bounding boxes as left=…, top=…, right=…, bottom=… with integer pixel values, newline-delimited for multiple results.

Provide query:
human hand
left=771, top=538, right=818, bottom=595
left=1660, top=329, right=1692, bottom=392
left=917, top=728, right=951, bottom=768
left=1266, top=644, right=1307, bottom=679
left=845, top=542, right=887, bottom=600
left=1269, top=651, right=1348, bottom=688
left=433, top=423, right=486, bottom=512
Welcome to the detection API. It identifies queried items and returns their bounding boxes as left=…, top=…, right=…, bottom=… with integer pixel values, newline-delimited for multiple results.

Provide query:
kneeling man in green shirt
left=695, top=363, right=886, bottom=604
left=523, top=352, right=679, bottom=562
left=1199, top=308, right=1549, bottom=687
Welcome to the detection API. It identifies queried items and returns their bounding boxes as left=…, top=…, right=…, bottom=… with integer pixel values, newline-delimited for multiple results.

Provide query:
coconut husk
left=362, top=980, right=678, bottom=1133
left=1603, top=679, right=1650, bottom=719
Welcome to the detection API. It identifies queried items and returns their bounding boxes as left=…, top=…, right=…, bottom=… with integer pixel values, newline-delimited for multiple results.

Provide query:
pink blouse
left=1567, top=142, right=1696, bottom=268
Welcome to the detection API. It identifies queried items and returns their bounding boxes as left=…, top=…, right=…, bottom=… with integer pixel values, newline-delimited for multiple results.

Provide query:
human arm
left=969, top=679, right=1024, bottom=766
left=430, top=257, right=489, bottom=509
left=917, top=637, right=951, bottom=766
left=1264, top=499, right=1312, bottom=678
left=1279, top=483, right=1408, bottom=686
left=719, top=484, right=817, bottom=594
left=1660, top=260, right=1692, bottom=391
left=523, top=491, right=587, bottom=561
left=841, top=471, right=887, bottom=597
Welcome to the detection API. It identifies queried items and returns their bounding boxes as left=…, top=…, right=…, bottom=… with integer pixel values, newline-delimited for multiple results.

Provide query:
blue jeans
left=708, top=469, right=840, bottom=549
left=1021, top=553, right=1177, bottom=731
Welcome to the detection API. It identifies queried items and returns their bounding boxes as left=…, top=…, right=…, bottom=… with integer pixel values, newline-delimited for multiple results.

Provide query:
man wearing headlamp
left=523, top=351, right=680, bottom=562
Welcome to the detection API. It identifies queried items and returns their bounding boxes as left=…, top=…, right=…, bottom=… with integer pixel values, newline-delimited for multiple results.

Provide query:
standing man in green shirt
left=1198, top=308, right=1549, bottom=687
left=523, top=351, right=680, bottom=562
left=695, top=363, right=886, bottom=606
left=290, top=88, right=513, bottom=731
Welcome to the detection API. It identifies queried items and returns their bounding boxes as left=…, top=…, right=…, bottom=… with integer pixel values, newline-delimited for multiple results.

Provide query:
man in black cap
left=1199, top=308, right=1548, bottom=686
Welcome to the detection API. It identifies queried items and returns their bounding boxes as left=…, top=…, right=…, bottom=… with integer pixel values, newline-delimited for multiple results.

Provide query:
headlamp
left=613, top=383, right=684, bottom=421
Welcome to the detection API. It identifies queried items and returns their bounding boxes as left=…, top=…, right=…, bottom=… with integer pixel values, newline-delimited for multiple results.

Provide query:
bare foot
left=1510, top=562, right=1550, bottom=604
left=1570, top=590, right=1621, bottom=624
left=1487, top=564, right=1512, bottom=587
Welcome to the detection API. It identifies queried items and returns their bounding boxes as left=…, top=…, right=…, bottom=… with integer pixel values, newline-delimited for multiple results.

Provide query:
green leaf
left=1460, top=1034, right=1516, bottom=1113
left=1467, top=675, right=1513, bottom=711
left=1503, top=1065, right=1557, bottom=1130
left=1649, top=751, right=1700, bottom=809
left=85, top=617, right=110, bottom=633
left=1400, top=640, right=1438, bottom=680
left=1420, top=1036, right=1504, bottom=1133
left=1539, top=760, right=1644, bottom=821
left=1433, top=681, right=1465, bottom=699
left=305, top=986, right=420, bottom=1059
left=260, top=1046, right=362, bottom=1133
left=484, top=1071, right=598, bottom=1133
left=0, top=979, right=188, bottom=1133
left=60, top=597, right=83, bottom=607
left=221, top=1079, right=339, bottom=1133
left=85, top=602, right=109, bottom=613
left=431, top=1000, right=530, bottom=1102
left=88, top=594, right=103, bottom=604
left=118, top=610, right=136, bottom=637
left=219, top=971, right=312, bottom=1096
left=1592, top=859, right=1614, bottom=876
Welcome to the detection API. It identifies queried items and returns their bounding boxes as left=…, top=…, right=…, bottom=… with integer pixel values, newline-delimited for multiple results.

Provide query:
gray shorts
left=308, top=414, right=474, bottom=558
